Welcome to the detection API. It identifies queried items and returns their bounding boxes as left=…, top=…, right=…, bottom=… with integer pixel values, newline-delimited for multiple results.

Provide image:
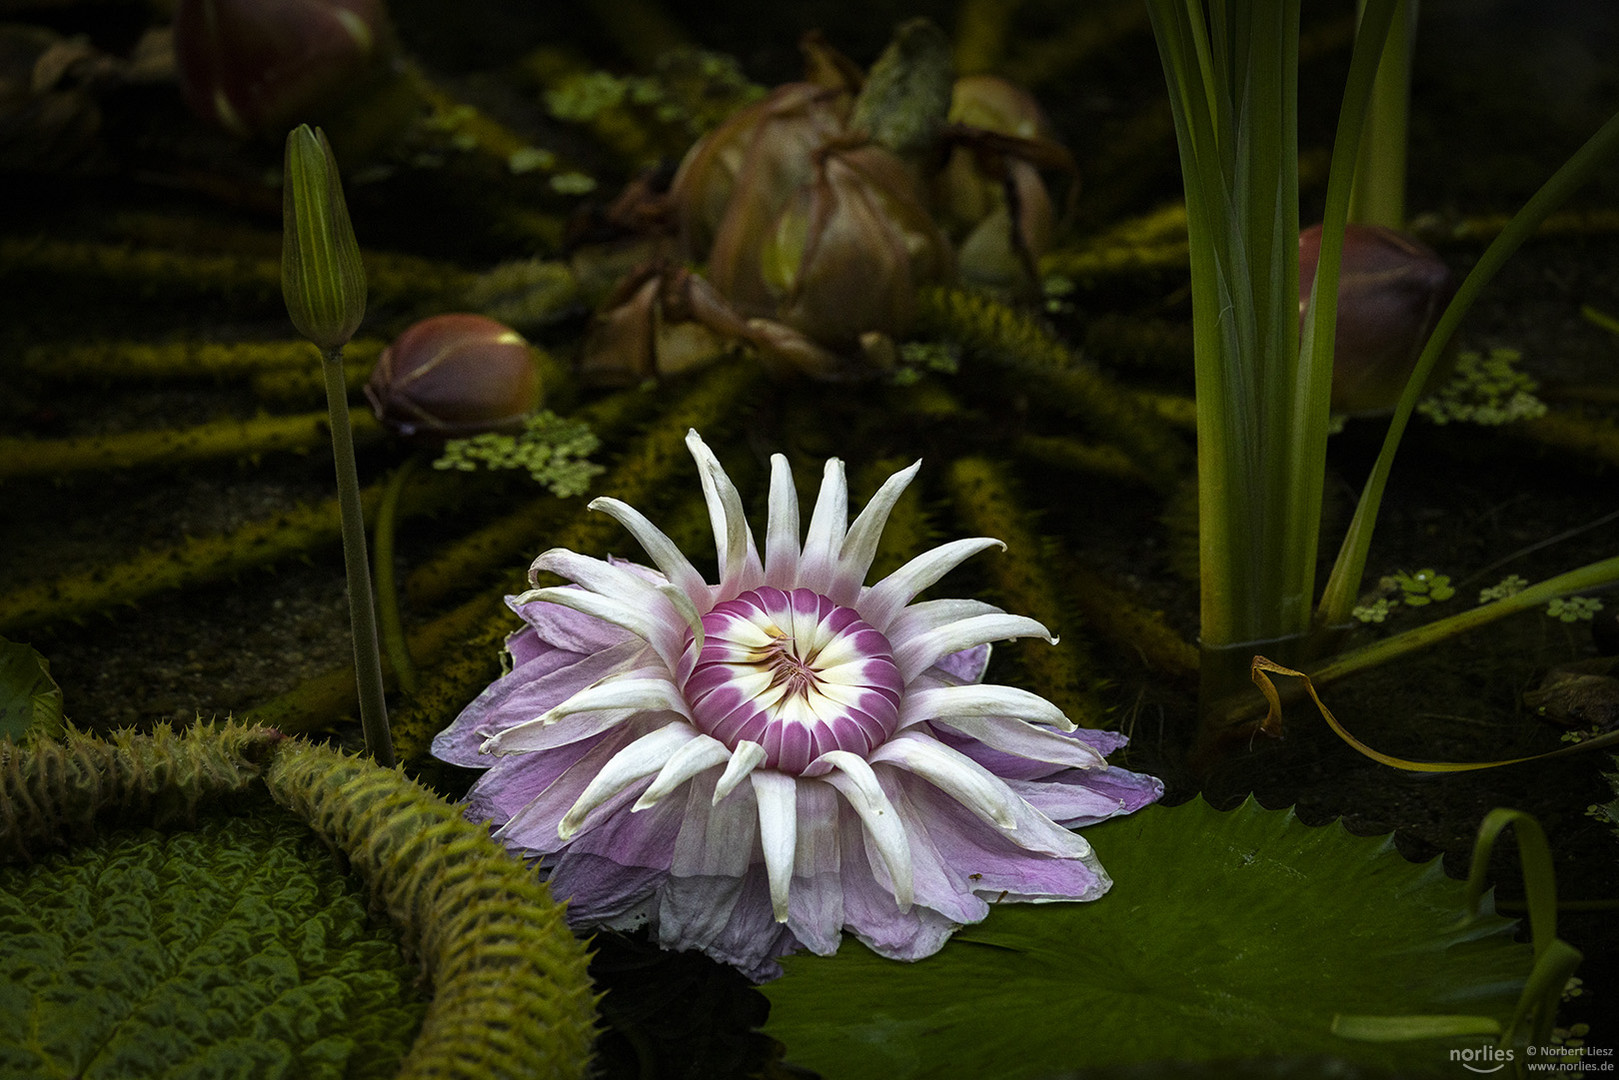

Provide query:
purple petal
left=514, top=589, right=639, bottom=653
left=462, top=735, right=601, bottom=832
left=433, top=639, right=649, bottom=769
left=488, top=722, right=651, bottom=855
left=1011, top=767, right=1165, bottom=828
left=837, top=806, right=961, bottom=961
left=657, top=869, right=800, bottom=981
left=929, top=643, right=991, bottom=685
left=505, top=625, right=555, bottom=669
left=547, top=793, right=688, bottom=920
left=902, top=782, right=1110, bottom=902
left=880, top=774, right=990, bottom=926
left=783, top=781, right=843, bottom=955
left=431, top=636, right=589, bottom=766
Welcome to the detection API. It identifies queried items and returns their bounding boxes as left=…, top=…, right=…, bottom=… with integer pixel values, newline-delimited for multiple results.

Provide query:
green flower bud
left=282, top=124, right=367, bottom=351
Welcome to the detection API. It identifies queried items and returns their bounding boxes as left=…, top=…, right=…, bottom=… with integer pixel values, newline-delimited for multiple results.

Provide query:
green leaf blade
left=764, top=797, right=1530, bottom=1078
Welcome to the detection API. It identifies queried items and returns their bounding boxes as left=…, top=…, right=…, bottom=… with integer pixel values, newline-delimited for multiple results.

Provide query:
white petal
left=515, top=581, right=684, bottom=671
left=686, top=429, right=761, bottom=593
left=932, top=712, right=1108, bottom=770
left=558, top=722, right=702, bottom=839
left=900, top=683, right=1077, bottom=733
left=589, top=495, right=713, bottom=609
left=762, top=454, right=801, bottom=589
left=859, top=538, right=1005, bottom=630
left=828, top=460, right=921, bottom=606
left=797, top=457, right=848, bottom=595
left=670, top=769, right=757, bottom=878
left=480, top=707, right=639, bottom=757
left=634, top=733, right=733, bottom=809
left=885, top=598, right=1003, bottom=644
left=713, top=739, right=767, bottom=802
left=751, top=770, right=798, bottom=922
left=540, top=675, right=690, bottom=724
left=816, top=750, right=913, bottom=910
left=868, top=731, right=1020, bottom=828
left=893, top=612, right=1055, bottom=682
left=656, top=582, right=705, bottom=658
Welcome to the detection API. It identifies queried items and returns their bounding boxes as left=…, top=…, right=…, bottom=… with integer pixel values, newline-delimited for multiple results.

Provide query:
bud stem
left=323, top=344, right=395, bottom=766
left=373, top=452, right=424, bottom=695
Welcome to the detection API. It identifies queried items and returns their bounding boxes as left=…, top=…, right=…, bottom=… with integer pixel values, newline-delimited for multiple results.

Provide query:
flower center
left=680, top=586, right=903, bottom=774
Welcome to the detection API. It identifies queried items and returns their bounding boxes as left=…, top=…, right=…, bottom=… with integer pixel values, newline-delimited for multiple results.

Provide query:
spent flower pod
left=760, top=142, right=951, bottom=353
left=282, top=124, right=367, bottom=351
left=934, top=75, right=1069, bottom=293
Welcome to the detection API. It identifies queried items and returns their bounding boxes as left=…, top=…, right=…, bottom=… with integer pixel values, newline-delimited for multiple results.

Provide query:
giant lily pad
left=0, top=810, right=425, bottom=1079
left=764, top=796, right=1531, bottom=1077
left=0, top=723, right=599, bottom=1079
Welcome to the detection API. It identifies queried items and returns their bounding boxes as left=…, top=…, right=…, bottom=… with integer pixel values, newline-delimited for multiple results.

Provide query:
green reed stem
left=322, top=346, right=393, bottom=767
left=1317, top=106, right=1619, bottom=628
left=1205, top=554, right=1619, bottom=735
left=1347, top=0, right=1414, bottom=229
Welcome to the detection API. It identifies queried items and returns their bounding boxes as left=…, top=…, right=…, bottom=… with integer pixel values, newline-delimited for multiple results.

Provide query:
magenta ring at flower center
left=680, top=586, right=903, bottom=774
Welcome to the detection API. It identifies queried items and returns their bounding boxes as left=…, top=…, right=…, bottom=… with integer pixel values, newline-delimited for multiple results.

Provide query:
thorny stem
left=323, top=345, right=394, bottom=766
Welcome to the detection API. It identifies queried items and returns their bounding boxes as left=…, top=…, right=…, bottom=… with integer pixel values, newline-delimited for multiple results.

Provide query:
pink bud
left=1299, top=223, right=1458, bottom=416
left=365, top=314, right=540, bottom=440
left=173, top=0, right=389, bottom=137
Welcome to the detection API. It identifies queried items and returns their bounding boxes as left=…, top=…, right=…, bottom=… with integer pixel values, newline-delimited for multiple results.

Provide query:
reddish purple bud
left=1299, top=223, right=1458, bottom=416
left=365, top=314, right=540, bottom=440
left=173, top=0, right=389, bottom=137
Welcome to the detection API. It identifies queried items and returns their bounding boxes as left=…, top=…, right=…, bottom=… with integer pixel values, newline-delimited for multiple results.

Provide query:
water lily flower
left=433, top=432, right=1162, bottom=980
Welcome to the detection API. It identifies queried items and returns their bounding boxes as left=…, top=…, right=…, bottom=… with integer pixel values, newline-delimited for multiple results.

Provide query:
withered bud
left=1299, top=223, right=1458, bottom=416
left=365, top=314, right=540, bottom=439
left=174, top=0, right=388, bottom=137
left=934, top=75, right=1068, bottom=293
left=282, top=124, right=366, bottom=351
left=580, top=265, right=751, bottom=387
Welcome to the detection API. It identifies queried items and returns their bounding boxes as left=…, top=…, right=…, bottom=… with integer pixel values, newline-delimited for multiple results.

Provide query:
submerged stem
left=374, top=453, right=425, bottom=695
